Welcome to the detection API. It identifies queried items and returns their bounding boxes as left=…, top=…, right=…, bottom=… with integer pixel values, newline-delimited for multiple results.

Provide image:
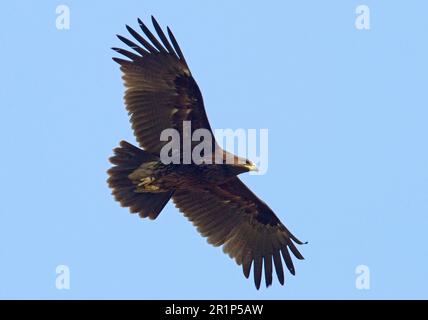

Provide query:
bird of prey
left=108, top=16, right=305, bottom=289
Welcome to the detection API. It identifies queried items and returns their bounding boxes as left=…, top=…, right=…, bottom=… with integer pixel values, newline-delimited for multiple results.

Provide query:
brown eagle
left=108, top=16, right=305, bottom=289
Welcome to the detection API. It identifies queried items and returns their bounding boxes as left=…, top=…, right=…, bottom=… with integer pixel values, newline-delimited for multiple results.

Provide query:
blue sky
left=1, top=1, right=427, bottom=299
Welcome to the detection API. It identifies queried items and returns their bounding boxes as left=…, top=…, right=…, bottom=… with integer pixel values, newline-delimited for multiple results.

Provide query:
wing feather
left=173, top=177, right=305, bottom=289
left=138, top=18, right=167, bottom=53
left=116, top=34, right=149, bottom=56
left=151, top=16, right=177, bottom=57
left=167, top=27, right=188, bottom=66
left=126, top=24, right=158, bottom=53
left=113, top=17, right=216, bottom=156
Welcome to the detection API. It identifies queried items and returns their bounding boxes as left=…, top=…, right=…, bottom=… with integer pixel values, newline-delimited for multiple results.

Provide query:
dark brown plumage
left=108, top=16, right=305, bottom=289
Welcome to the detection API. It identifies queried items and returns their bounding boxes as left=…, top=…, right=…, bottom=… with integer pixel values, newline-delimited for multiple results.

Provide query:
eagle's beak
left=245, top=162, right=259, bottom=172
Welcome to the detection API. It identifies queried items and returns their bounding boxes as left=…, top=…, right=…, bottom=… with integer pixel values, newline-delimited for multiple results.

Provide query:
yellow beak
left=244, top=162, right=259, bottom=172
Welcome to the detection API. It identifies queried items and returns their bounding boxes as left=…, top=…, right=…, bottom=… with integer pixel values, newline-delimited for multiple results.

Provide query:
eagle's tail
left=107, top=140, right=173, bottom=219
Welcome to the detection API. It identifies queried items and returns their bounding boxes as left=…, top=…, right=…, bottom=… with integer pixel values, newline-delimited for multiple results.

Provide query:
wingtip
left=254, top=276, right=262, bottom=290
left=151, top=16, right=161, bottom=29
left=112, top=57, right=130, bottom=66
left=296, top=252, right=305, bottom=260
left=243, top=269, right=250, bottom=279
left=292, top=235, right=308, bottom=246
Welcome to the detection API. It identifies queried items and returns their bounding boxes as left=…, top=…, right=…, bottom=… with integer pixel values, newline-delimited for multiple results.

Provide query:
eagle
left=107, top=16, right=305, bottom=289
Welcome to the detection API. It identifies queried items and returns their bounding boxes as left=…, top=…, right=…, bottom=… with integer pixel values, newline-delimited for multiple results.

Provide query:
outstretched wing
left=172, top=177, right=305, bottom=289
left=113, top=16, right=216, bottom=156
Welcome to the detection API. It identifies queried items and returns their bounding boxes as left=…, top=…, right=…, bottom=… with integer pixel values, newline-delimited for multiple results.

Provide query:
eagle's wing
left=172, top=177, right=305, bottom=289
left=113, top=16, right=217, bottom=156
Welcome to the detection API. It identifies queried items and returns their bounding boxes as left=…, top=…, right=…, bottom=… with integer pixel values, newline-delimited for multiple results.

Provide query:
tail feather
left=107, top=140, right=173, bottom=219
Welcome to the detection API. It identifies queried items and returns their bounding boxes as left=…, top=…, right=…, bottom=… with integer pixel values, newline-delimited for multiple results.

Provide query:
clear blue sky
left=1, top=1, right=427, bottom=299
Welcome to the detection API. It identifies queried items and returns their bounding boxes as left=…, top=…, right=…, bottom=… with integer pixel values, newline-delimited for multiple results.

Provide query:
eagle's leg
left=137, top=176, right=160, bottom=192
left=129, top=161, right=172, bottom=193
